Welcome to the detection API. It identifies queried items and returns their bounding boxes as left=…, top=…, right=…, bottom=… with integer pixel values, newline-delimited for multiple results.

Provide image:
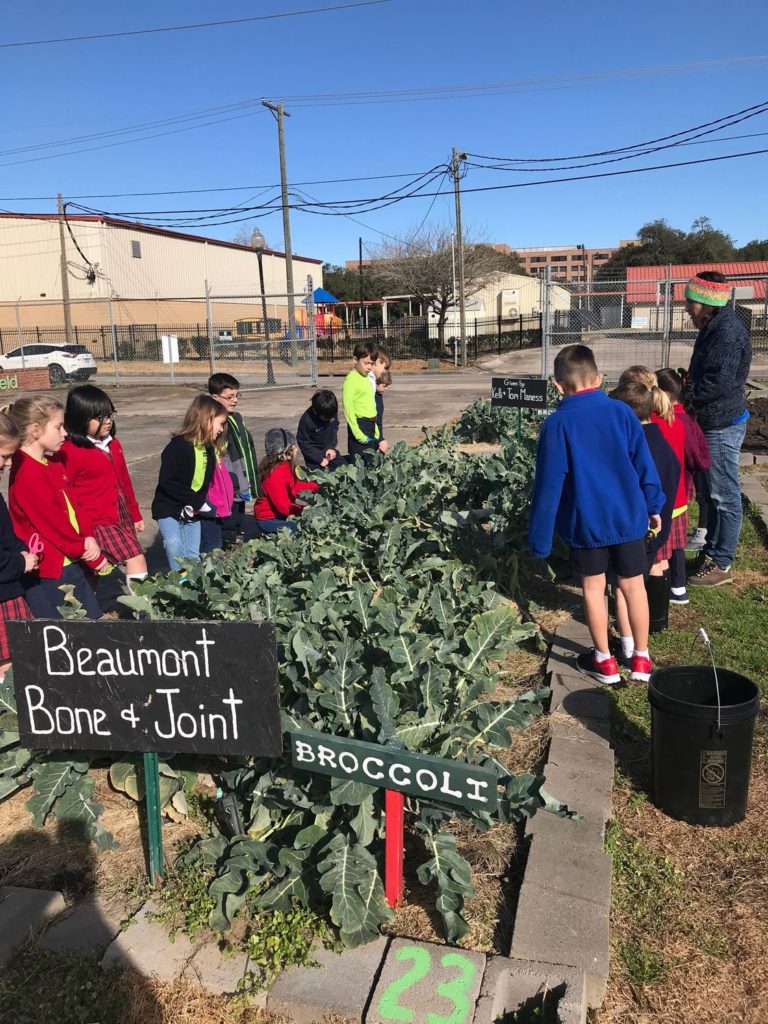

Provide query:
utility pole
left=358, top=236, right=364, bottom=330
left=57, top=193, right=74, bottom=345
left=262, top=101, right=296, bottom=353
left=451, top=149, right=467, bottom=366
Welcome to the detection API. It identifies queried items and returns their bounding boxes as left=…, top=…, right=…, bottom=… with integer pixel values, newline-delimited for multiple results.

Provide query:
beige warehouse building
left=0, top=213, right=323, bottom=334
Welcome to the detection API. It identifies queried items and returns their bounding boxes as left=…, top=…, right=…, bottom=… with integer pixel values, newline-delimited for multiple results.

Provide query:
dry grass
left=0, top=767, right=202, bottom=916
left=116, top=973, right=270, bottom=1024
left=382, top=637, right=549, bottom=955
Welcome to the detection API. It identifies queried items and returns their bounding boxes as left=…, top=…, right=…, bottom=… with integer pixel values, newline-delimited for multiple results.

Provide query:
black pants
left=220, top=500, right=245, bottom=548
left=200, top=517, right=224, bottom=554
left=23, top=563, right=102, bottom=620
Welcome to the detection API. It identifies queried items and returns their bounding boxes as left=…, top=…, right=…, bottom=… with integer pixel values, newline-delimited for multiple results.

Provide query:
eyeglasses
left=100, top=411, right=116, bottom=423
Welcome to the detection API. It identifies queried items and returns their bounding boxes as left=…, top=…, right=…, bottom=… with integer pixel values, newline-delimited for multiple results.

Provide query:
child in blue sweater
left=528, top=345, right=664, bottom=685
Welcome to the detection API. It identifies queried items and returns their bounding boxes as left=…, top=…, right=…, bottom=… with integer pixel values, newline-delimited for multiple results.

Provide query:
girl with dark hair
left=59, top=385, right=147, bottom=591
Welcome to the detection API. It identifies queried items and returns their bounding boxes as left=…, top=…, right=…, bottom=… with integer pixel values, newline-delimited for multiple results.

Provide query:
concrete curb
left=741, top=472, right=768, bottom=535
left=511, top=615, right=613, bottom=1013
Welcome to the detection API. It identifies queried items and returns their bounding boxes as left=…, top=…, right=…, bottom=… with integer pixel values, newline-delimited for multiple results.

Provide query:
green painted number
left=426, top=952, right=477, bottom=1024
left=377, top=946, right=432, bottom=1022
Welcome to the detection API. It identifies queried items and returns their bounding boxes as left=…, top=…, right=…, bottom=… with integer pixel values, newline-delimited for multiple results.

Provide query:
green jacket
left=342, top=370, right=379, bottom=443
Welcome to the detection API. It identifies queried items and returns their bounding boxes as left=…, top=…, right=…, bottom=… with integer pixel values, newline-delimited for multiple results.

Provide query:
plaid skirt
left=0, top=595, right=33, bottom=661
left=93, top=492, right=144, bottom=565
left=656, top=509, right=689, bottom=562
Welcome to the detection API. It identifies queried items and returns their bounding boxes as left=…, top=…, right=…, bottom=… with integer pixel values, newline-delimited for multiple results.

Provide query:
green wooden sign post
left=142, top=752, right=165, bottom=883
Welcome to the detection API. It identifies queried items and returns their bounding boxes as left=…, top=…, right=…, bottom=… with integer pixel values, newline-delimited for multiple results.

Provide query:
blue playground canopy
left=303, top=287, right=339, bottom=304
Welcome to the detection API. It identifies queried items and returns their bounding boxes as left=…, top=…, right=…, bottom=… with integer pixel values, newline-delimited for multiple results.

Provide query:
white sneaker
left=685, top=527, right=707, bottom=552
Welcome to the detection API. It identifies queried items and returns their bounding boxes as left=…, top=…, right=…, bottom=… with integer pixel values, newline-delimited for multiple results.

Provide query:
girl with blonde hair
left=151, top=394, right=228, bottom=572
left=0, top=411, right=37, bottom=676
left=617, top=366, right=688, bottom=633
left=7, top=396, right=103, bottom=619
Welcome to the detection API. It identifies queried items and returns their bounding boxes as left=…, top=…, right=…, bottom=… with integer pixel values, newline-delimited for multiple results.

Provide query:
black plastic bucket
left=648, top=665, right=760, bottom=826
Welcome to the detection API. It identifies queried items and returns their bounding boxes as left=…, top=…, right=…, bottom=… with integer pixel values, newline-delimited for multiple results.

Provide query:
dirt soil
left=744, top=396, right=768, bottom=453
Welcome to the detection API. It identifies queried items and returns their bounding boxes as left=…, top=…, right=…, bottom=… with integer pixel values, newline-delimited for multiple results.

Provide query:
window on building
left=592, top=253, right=610, bottom=260
left=131, top=240, right=142, bottom=259
left=529, top=256, right=548, bottom=263
left=550, top=255, right=568, bottom=262
left=571, top=254, right=585, bottom=261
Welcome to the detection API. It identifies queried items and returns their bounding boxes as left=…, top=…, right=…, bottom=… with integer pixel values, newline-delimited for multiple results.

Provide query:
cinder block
left=368, top=938, right=485, bottom=1024
left=552, top=617, right=590, bottom=642
left=510, top=880, right=609, bottom=1009
left=543, top=762, right=613, bottom=822
left=524, top=809, right=604, bottom=853
left=41, top=896, right=124, bottom=955
left=524, top=835, right=612, bottom=908
left=557, top=686, right=611, bottom=723
left=268, top=935, right=389, bottom=1024
left=739, top=452, right=756, bottom=466
left=547, top=734, right=615, bottom=771
left=0, top=886, right=66, bottom=967
left=754, top=454, right=768, bottom=466
left=474, top=955, right=586, bottom=1024
left=549, top=712, right=611, bottom=748
left=100, top=900, right=195, bottom=981
left=548, top=671, right=602, bottom=714
left=184, top=941, right=259, bottom=1000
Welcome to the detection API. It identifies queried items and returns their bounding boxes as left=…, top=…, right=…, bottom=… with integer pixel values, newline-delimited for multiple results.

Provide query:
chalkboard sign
left=491, top=377, right=548, bottom=408
left=290, top=730, right=498, bottom=811
left=9, top=620, right=281, bottom=758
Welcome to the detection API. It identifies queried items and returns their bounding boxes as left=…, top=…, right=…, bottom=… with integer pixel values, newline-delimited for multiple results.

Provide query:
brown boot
left=688, top=560, right=733, bottom=587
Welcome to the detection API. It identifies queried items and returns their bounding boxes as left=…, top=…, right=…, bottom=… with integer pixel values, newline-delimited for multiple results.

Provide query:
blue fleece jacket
left=528, top=390, right=664, bottom=558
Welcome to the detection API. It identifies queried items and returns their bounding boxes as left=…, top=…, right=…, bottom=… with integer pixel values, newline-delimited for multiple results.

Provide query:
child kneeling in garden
left=253, top=429, right=318, bottom=534
left=528, top=345, right=664, bottom=685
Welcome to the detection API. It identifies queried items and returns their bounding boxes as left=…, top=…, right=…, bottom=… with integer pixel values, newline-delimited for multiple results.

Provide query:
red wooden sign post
left=384, top=788, right=405, bottom=908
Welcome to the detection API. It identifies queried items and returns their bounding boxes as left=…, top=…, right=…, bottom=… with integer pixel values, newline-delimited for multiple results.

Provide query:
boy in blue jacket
left=528, top=345, right=664, bottom=685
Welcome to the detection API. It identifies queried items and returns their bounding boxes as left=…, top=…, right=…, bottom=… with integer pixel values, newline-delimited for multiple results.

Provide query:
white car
left=0, top=344, right=97, bottom=385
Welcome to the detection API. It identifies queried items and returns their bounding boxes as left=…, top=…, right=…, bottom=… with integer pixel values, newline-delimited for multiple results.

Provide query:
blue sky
left=1, top=1, right=767, bottom=265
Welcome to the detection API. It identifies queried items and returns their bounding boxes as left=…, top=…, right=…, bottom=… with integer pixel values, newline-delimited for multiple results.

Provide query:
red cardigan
left=9, top=450, right=91, bottom=579
left=674, top=403, right=711, bottom=498
left=652, top=411, right=687, bottom=512
left=253, top=461, right=318, bottom=520
left=58, top=438, right=141, bottom=527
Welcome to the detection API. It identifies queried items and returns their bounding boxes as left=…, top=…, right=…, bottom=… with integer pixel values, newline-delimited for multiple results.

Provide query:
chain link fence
left=541, top=271, right=768, bottom=380
left=0, top=280, right=319, bottom=390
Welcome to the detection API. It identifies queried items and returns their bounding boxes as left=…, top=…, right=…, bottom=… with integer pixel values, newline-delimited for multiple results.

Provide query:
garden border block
left=474, top=955, right=586, bottom=1024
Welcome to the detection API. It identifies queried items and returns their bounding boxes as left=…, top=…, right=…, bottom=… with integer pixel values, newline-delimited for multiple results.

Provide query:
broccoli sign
left=491, top=376, right=548, bottom=408
left=290, top=730, right=498, bottom=909
left=290, top=730, right=497, bottom=811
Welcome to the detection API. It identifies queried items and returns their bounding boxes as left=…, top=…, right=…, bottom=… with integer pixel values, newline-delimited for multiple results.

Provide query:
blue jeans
left=702, top=421, right=747, bottom=568
left=157, top=517, right=201, bottom=572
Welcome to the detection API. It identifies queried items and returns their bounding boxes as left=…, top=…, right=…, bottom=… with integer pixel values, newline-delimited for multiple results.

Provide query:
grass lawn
left=594, top=509, right=768, bottom=1024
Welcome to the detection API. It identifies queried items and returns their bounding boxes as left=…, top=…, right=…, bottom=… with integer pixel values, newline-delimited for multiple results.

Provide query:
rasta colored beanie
left=684, top=275, right=730, bottom=307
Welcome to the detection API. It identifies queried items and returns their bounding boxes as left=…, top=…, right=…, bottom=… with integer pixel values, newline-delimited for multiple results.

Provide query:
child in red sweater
left=8, top=396, right=103, bottom=619
left=0, top=411, right=38, bottom=677
left=656, top=368, right=711, bottom=603
left=60, top=385, right=147, bottom=592
left=253, top=428, right=318, bottom=534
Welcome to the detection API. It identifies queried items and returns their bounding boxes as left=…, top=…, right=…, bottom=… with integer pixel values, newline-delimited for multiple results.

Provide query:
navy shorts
left=571, top=537, right=648, bottom=579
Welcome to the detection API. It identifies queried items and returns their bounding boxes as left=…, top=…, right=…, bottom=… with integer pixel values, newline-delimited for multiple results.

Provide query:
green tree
left=596, top=217, right=741, bottom=279
left=737, top=239, right=768, bottom=260
left=321, top=263, right=379, bottom=303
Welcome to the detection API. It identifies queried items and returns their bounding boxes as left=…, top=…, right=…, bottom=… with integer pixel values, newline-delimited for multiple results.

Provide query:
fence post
left=497, top=313, right=502, bottom=355
left=661, top=277, right=672, bottom=367
left=541, top=268, right=552, bottom=377
left=100, top=325, right=106, bottom=359
left=108, top=293, right=120, bottom=387
left=205, top=280, right=216, bottom=375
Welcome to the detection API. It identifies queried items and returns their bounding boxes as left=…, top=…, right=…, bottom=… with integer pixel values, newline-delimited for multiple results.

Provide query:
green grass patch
left=605, top=821, right=684, bottom=932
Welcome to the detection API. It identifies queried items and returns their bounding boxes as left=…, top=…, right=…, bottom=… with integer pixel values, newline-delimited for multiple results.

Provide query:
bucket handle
left=692, top=627, right=722, bottom=734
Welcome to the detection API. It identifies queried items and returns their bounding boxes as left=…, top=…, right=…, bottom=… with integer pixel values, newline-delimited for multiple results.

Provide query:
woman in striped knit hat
left=685, top=271, right=751, bottom=587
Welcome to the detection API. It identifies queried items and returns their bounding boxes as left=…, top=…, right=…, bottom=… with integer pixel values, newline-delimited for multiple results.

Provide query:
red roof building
left=626, top=262, right=768, bottom=304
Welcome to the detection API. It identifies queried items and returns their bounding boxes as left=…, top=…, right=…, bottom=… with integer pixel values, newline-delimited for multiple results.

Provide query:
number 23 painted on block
left=376, top=945, right=477, bottom=1024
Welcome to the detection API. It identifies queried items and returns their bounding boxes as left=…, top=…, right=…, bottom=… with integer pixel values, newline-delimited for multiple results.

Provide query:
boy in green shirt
left=343, top=342, right=380, bottom=460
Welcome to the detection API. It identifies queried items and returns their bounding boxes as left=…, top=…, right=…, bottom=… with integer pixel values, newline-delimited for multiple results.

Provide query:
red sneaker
left=630, top=653, right=653, bottom=683
left=576, top=650, right=621, bottom=686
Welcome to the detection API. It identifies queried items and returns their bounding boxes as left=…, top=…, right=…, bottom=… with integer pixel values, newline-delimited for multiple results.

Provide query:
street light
left=250, top=227, right=276, bottom=386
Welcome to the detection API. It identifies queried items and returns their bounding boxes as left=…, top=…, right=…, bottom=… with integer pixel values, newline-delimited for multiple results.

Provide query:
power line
left=68, top=146, right=768, bottom=229
left=0, top=170, right=434, bottom=203
left=0, top=1, right=391, bottom=49
left=465, top=97, right=768, bottom=164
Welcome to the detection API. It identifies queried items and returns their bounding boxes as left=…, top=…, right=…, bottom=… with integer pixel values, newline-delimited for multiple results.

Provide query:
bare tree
left=369, top=225, right=523, bottom=340
left=232, top=224, right=271, bottom=247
